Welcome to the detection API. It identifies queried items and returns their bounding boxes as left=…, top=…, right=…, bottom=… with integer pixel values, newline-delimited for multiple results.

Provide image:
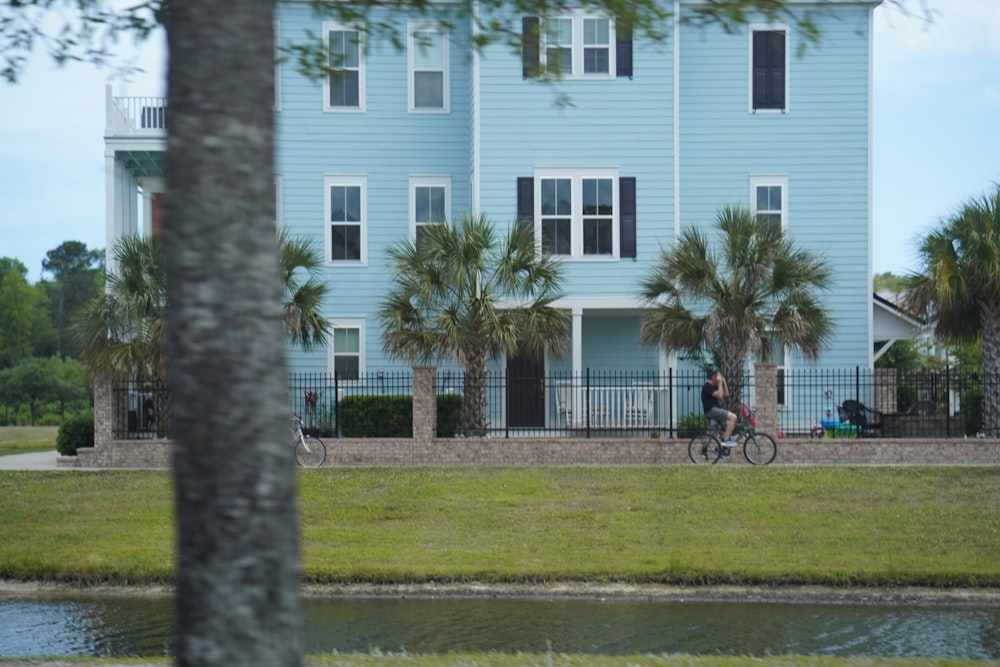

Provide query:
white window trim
left=324, top=20, right=366, bottom=113
left=327, top=318, right=366, bottom=380
left=542, top=11, right=615, bottom=79
left=324, top=174, right=368, bottom=266
left=407, top=21, right=450, bottom=113
left=274, top=19, right=282, bottom=112
left=534, top=167, right=620, bottom=260
left=409, top=175, right=452, bottom=242
left=748, top=23, right=789, bottom=114
left=750, top=174, right=788, bottom=231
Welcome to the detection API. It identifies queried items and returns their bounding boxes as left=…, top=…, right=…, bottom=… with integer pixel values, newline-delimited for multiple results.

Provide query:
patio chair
left=841, top=399, right=883, bottom=438
left=905, top=400, right=939, bottom=416
left=553, top=381, right=574, bottom=428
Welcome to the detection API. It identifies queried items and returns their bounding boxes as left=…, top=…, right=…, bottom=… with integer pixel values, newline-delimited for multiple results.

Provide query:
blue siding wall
left=275, top=2, right=876, bottom=376
left=278, top=6, right=473, bottom=373
left=678, top=7, right=873, bottom=368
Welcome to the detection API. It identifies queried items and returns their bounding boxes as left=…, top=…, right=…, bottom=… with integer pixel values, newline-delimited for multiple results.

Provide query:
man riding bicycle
left=701, top=369, right=738, bottom=448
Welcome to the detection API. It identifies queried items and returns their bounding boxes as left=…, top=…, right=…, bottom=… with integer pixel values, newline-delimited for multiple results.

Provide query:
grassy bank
left=0, top=426, right=58, bottom=456
left=0, top=466, right=997, bottom=588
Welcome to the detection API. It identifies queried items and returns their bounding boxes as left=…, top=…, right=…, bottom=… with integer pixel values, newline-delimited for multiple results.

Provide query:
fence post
left=754, top=362, right=778, bottom=436
left=412, top=365, right=437, bottom=444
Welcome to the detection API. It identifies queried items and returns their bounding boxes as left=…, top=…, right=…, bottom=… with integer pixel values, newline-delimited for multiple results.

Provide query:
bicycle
left=688, top=404, right=777, bottom=465
left=291, top=414, right=327, bottom=467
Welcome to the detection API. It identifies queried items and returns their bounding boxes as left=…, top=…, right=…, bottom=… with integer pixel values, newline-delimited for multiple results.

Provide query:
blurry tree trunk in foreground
left=163, top=2, right=303, bottom=666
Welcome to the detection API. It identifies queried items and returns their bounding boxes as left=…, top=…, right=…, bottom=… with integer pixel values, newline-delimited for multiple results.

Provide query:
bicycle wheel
left=688, top=431, right=723, bottom=464
left=743, top=432, right=777, bottom=465
left=295, top=435, right=327, bottom=467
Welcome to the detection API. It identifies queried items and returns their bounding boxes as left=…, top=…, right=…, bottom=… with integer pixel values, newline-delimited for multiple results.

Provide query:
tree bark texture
left=164, top=2, right=303, bottom=666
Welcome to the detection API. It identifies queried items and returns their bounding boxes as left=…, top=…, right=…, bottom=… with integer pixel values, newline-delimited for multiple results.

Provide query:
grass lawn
left=0, top=466, right=997, bottom=667
left=0, top=466, right=997, bottom=588
left=0, top=426, right=58, bottom=456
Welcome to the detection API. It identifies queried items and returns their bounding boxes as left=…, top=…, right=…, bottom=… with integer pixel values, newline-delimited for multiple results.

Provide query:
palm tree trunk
left=981, top=301, right=1000, bottom=437
left=459, top=343, right=489, bottom=437
left=721, top=348, right=746, bottom=415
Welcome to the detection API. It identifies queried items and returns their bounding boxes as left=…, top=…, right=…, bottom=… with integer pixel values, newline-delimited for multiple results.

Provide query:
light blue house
left=104, top=0, right=891, bottom=433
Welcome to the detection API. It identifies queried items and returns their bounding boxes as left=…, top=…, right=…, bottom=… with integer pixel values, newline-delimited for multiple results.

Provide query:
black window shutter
left=522, top=17, right=540, bottom=79
left=517, top=177, right=534, bottom=231
left=620, top=177, right=636, bottom=258
left=752, top=31, right=785, bottom=110
left=616, top=20, right=633, bottom=78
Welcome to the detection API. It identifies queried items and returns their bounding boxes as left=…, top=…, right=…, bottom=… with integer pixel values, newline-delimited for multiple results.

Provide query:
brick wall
left=64, top=436, right=1000, bottom=469
left=71, top=365, right=1000, bottom=469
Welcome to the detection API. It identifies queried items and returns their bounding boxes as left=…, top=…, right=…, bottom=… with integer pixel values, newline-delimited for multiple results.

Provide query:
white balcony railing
left=106, top=85, right=168, bottom=137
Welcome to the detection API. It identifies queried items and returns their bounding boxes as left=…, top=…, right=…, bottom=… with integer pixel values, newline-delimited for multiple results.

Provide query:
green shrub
left=436, top=394, right=462, bottom=437
left=37, top=415, right=62, bottom=427
left=56, top=412, right=95, bottom=456
left=677, top=412, right=707, bottom=439
left=339, top=395, right=413, bottom=437
left=337, top=394, right=464, bottom=438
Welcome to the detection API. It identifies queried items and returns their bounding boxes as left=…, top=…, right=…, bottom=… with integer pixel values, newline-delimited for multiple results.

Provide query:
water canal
left=1, top=594, right=998, bottom=659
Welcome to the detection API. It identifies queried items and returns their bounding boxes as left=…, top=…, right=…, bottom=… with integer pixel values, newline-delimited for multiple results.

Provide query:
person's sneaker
left=720, top=439, right=737, bottom=448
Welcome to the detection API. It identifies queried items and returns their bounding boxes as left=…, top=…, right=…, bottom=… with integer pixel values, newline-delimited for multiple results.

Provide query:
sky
left=1, top=2, right=998, bottom=284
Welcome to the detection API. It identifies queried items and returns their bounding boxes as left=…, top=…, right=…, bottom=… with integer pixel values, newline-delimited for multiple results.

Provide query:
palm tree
left=639, top=204, right=833, bottom=410
left=279, top=229, right=332, bottom=351
left=75, top=234, right=167, bottom=381
left=76, top=232, right=330, bottom=379
left=376, top=213, right=569, bottom=436
left=904, top=184, right=1000, bottom=436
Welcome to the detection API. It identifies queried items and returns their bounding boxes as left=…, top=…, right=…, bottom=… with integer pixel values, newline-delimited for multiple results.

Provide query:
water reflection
left=1, top=595, right=997, bottom=660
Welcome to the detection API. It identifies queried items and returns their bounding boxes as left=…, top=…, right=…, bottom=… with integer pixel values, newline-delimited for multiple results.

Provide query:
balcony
left=105, top=85, right=167, bottom=137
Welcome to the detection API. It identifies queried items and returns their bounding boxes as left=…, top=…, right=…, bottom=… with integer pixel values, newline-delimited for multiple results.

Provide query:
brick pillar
left=412, top=365, right=437, bottom=445
left=94, top=372, right=114, bottom=450
left=754, top=362, right=778, bottom=436
left=875, top=367, right=898, bottom=414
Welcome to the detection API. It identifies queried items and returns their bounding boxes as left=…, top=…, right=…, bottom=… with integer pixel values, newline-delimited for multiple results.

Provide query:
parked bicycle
left=291, top=414, right=327, bottom=467
left=688, top=403, right=777, bottom=465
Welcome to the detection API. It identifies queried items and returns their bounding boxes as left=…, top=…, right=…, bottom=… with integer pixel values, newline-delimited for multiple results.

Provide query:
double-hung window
left=750, top=26, right=788, bottom=112
left=535, top=168, right=618, bottom=259
left=324, top=21, right=364, bottom=111
left=541, top=12, right=614, bottom=78
left=408, top=22, right=449, bottom=112
left=325, top=175, right=366, bottom=264
left=750, top=175, right=787, bottom=231
left=410, top=176, right=451, bottom=246
left=329, top=320, right=364, bottom=380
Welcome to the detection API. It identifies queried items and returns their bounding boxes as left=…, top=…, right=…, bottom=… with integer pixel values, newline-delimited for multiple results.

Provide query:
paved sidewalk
left=0, top=450, right=61, bottom=470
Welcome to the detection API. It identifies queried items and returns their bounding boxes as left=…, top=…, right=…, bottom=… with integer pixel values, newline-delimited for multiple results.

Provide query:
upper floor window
left=750, top=27, right=787, bottom=112
left=534, top=168, right=619, bottom=259
left=750, top=175, right=787, bottom=231
left=523, top=15, right=631, bottom=79
left=542, top=12, right=614, bottom=78
left=410, top=176, right=451, bottom=246
left=408, top=22, right=449, bottom=112
left=325, top=21, right=364, bottom=112
left=324, top=175, right=366, bottom=264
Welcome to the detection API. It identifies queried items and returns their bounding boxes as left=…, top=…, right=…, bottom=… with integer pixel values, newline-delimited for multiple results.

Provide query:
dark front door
left=506, top=349, right=544, bottom=428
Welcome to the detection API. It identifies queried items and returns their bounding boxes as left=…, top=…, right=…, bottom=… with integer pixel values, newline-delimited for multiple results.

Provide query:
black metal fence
left=111, top=366, right=997, bottom=440
left=111, top=378, right=171, bottom=440
left=782, top=366, right=995, bottom=439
